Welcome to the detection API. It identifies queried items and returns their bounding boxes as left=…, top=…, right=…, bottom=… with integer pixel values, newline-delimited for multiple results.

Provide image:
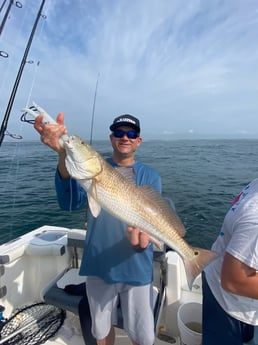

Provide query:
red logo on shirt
left=231, top=192, right=243, bottom=206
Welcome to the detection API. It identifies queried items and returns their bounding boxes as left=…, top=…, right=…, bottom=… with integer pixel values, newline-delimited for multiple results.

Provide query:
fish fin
left=183, top=247, right=218, bottom=290
left=87, top=194, right=101, bottom=218
left=139, top=186, right=186, bottom=237
left=149, top=235, right=162, bottom=249
left=86, top=156, right=103, bottom=178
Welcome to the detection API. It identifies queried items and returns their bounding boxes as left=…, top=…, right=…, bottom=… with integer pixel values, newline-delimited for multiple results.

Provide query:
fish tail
left=183, top=247, right=218, bottom=290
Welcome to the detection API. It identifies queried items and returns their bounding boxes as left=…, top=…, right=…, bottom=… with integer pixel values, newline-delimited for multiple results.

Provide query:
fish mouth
left=63, top=135, right=78, bottom=148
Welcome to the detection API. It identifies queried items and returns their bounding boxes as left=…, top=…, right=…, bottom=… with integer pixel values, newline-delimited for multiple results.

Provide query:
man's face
left=110, top=126, right=142, bottom=156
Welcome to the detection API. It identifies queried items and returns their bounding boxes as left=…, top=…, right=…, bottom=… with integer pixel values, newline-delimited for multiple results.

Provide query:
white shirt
left=205, top=178, right=258, bottom=325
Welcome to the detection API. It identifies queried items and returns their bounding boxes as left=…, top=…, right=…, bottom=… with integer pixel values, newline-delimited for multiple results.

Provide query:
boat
left=0, top=225, right=257, bottom=345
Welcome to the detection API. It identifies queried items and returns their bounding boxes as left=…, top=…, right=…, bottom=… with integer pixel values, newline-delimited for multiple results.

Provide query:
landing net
left=0, top=302, right=66, bottom=345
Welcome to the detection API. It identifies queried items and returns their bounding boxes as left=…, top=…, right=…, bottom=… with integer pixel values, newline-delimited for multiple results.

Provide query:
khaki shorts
left=86, top=276, right=155, bottom=345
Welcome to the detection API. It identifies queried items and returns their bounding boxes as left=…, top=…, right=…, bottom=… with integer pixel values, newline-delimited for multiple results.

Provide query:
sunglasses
left=112, top=129, right=139, bottom=139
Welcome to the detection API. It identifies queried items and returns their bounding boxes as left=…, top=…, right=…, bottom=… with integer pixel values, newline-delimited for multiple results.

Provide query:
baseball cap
left=109, top=114, right=140, bottom=133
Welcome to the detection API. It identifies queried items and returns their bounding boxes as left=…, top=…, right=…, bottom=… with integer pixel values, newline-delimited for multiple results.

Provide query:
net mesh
left=0, top=302, right=66, bottom=345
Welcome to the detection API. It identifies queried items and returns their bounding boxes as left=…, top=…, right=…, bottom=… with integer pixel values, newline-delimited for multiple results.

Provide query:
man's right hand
left=34, top=112, right=67, bottom=153
left=34, top=112, right=70, bottom=179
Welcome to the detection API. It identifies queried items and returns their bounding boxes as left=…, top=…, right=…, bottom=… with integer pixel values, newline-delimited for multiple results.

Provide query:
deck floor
left=44, top=311, right=258, bottom=345
left=44, top=312, right=176, bottom=345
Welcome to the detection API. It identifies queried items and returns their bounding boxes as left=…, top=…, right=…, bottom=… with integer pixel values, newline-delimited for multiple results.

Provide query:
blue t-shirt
left=55, top=158, right=162, bottom=286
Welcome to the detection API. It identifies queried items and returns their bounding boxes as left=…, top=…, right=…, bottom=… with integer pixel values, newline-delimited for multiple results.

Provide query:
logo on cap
left=116, top=117, right=136, bottom=125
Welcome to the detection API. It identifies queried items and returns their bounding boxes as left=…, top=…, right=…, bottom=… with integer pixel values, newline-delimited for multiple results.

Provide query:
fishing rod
left=0, top=0, right=22, bottom=36
left=0, top=0, right=7, bottom=13
left=89, top=73, right=100, bottom=145
left=0, top=0, right=46, bottom=146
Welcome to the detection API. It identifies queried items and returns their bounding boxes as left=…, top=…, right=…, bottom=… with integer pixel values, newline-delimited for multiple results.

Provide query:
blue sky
left=1, top=0, right=258, bottom=141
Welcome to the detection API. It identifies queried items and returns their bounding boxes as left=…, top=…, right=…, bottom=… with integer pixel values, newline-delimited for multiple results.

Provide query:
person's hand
left=34, top=112, right=67, bottom=153
left=127, top=226, right=150, bottom=250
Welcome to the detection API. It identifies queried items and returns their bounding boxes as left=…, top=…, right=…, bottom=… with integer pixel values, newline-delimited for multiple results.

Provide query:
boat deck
left=0, top=226, right=257, bottom=345
left=44, top=311, right=258, bottom=345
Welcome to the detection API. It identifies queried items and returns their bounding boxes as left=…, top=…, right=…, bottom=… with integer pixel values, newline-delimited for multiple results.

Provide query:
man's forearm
left=57, top=150, right=70, bottom=179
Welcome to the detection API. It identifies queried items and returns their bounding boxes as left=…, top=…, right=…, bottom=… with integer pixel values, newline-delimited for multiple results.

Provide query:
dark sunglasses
left=112, top=129, right=139, bottom=139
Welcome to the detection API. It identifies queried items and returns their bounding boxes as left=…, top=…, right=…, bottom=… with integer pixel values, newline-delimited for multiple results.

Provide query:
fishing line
left=0, top=140, right=23, bottom=242
left=16, top=61, right=41, bottom=137
left=25, top=60, right=40, bottom=108
left=19, top=0, right=50, bottom=138
left=24, top=0, right=51, bottom=109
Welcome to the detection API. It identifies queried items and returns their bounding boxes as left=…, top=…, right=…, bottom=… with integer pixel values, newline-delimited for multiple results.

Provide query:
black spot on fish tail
left=183, top=247, right=218, bottom=290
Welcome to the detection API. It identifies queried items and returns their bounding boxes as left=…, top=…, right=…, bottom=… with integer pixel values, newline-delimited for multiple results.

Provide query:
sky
left=1, top=0, right=258, bottom=141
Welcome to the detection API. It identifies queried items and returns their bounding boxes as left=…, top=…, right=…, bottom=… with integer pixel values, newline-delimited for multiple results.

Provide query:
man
left=34, top=112, right=162, bottom=345
left=202, top=180, right=258, bottom=345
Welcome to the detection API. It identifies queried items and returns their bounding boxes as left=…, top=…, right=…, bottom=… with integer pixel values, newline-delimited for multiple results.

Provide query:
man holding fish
left=34, top=112, right=162, bottom=345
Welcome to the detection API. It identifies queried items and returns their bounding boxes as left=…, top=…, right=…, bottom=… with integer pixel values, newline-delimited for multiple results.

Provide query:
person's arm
left=221, top=252, right=258, bottom=299
left=57, top=150, right=70, bottom=179
left=34, top=112, right=87, bottom=210
left=55, top=170, right=87, bottom=210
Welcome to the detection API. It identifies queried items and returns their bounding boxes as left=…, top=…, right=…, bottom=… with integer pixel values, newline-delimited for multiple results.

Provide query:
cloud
left=1, top=0, right=258, bottom=141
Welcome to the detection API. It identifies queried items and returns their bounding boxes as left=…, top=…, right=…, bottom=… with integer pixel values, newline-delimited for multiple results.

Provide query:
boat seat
left=43, top=229, right=86, bottom=314
left=44, top=268, right=85, bottom=315
left=43, top=230, right=95, bottom=345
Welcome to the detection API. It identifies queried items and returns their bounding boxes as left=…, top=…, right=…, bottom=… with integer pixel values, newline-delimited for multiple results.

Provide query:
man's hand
left=127, top=226, right=150, bottom=250
left=34, top=112, right=67, bottom=153
left=34, top=112, right=70, bottom=179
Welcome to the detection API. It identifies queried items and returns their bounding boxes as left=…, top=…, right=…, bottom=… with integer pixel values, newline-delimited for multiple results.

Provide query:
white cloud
left=1, top=0, right=258, bottom=141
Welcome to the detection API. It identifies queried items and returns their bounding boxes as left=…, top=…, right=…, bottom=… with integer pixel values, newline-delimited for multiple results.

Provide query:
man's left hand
left=127, top=226, right=149, bottom=250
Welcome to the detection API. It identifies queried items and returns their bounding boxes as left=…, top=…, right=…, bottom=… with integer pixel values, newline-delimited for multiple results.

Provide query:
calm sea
left=1, top=139, right=258, bottom=248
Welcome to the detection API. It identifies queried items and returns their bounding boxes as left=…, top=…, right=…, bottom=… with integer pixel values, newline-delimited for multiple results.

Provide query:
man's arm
left=34, top=112, right=87, bottom=210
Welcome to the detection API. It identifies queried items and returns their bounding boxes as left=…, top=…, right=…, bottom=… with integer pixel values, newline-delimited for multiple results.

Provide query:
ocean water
left=1, top=139, right=258, bottom=248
